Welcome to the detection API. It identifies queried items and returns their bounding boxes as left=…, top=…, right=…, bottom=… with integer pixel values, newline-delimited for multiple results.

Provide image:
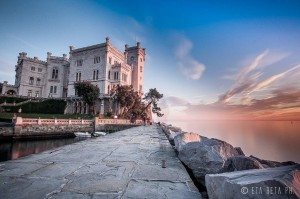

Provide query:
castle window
left=109, top=57, right=112, bottom=64
left=76, top=72, right=81, bottom=82
left=114, top=72, right=119, bottom=80
left=27, top=90, right=32, bottom=97
left=29, top=77, right=34, bottom=85
left=94, top=56, right=100, bottom=64
left=31, top=67, right=35, bottom=71
left=52, top=68, right=58, bottom=79
left=140, top=58, right=142, bottom=62
left=54, top=86, right=57, bottom=94
left=76, top=59, right=83, bottom=67
left=96, top=70, right=99, bottom=80
left=108, top=85, right=110, bottom=94
left=38, top=68, right=42, bottom=72
left=93, top=70, right=96, bottom=80
left=36, top=78, right=41, bottom=86
left=131, top=56, right=134, bottom=61
left=108, top=70, right=111, bottom=79
left=35, top=91, right=39, bottom=97
left=140, top=66, right=143, bottom=72
left=122, top=73, right=127, bottom=82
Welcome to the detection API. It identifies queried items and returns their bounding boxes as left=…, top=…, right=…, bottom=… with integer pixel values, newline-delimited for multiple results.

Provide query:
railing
left=15, top=117, right=143, bottom=125
left=97, top=118, right=143, bottom=125
left=18, top=117, right=93, bottom=125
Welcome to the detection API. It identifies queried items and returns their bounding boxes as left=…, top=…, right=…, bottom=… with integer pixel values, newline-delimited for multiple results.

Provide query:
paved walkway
left=0, top=125, right=201, bottom=199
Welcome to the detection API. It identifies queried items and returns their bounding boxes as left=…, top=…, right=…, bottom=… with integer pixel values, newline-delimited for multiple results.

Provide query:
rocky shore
left=161, top=123, right=300, bottom=199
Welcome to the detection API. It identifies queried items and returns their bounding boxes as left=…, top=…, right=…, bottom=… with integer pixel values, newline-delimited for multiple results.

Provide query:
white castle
left=0, top=37, right=146, bottom=115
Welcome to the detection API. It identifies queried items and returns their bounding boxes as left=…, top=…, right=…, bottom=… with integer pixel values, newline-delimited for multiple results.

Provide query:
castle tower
left=125, top=42, right=146, bottom=95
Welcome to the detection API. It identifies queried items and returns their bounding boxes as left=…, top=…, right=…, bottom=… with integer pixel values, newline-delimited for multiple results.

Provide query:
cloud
left=236, top=49, right=269, bottom=83
left=248, top=64, right=300, bottom=95
left=159, top=50, right=300, bottom=121
left=217, top=50, right=298, bottom=104
left=8, top=34, right=39, bottom=50
left=175, top=36, right=205, bottom=80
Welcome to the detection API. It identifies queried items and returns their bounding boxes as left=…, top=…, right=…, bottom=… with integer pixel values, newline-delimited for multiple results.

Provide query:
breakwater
left=161, top=123, right=300, bottom=199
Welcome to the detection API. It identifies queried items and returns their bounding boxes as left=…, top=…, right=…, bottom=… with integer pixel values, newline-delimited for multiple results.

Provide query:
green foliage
left=144, top=88, right=164, bottom=117
left=111, top=85, right=143, bottom=118
left=111, top=85, right=164, bottom=118
left=2, top=99, right=67, bottom=114
left=0, top=113, right=94, bottom=120
left=0, top=96, right=28, bottom=104
left=74, top=81, right=99, bottom=106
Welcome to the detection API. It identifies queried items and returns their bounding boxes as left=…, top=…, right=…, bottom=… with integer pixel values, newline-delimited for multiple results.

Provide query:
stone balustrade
left=15, top=117, right=143, bottom=125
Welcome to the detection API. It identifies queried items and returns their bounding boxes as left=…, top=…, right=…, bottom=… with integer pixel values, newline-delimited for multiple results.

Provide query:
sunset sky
left=1, top=0, right=300, bottom=121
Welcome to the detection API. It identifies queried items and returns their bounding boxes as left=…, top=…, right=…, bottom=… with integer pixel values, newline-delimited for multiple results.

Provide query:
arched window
left=52, top=68, right=58, bottom=79
left=108, top=70, right=111, bottom=79
left=108, top=85, right=110, bottom=94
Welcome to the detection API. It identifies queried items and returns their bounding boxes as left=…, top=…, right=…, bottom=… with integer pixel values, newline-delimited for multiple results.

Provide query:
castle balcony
left=48, top=79, right=60, bottom=83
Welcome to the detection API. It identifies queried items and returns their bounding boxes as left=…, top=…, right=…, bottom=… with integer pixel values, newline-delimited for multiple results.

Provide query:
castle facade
left=0, top=37, right=146, bottom=115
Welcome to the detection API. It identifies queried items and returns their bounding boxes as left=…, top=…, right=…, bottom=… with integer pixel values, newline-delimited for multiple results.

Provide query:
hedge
left=0, top=96, right=28, bottom=104
left=2, top=99, right=67, bottom=114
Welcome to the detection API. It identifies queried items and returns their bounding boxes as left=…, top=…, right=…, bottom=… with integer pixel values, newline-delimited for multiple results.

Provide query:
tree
left=74, top=81, right=99, bottom=114
left=143, top=88, right=164, bottom=117
left=111, top=85, right=164, bottom=119
left=110, top=85, right=141, bottom=118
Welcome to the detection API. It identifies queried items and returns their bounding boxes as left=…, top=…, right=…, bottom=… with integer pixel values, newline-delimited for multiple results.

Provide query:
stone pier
left=0, top=125, right=201, bottom=199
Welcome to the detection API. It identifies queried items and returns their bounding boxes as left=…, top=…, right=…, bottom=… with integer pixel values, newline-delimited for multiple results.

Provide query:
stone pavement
left=0, top=125, right=201, bottom=199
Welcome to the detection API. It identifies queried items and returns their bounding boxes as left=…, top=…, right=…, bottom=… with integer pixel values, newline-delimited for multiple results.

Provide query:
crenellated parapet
left=18, top=52, right=47, bottom=64
left=47, top=52, right=68, bottom=61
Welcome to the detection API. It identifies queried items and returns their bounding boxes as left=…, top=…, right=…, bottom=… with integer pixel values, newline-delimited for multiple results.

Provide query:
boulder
left=173, top=132, right=201, bottom=151
left=175, top=132, right=242, bottom=186
left=221, top=156, right=264, bottom=172
left=206, top=164, right=300, bottom=199
left=250, top=155, right=296, bottom=168
left=234, top=147, right=245, bottom=156
left=168, top=130, right=184, bottom=145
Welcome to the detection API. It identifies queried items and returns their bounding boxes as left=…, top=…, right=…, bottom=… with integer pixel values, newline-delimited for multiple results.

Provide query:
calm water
left=168, top=120, right=300, bottom=163
left=0, top=137, right=88, bottom=162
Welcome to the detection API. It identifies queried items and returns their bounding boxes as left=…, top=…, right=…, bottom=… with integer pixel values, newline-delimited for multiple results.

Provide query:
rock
left=221, top=156, right=264, bottom=172
left=174, top=132, right=201, bottom=151
left=175, top=132, right=242, bottom=186
left=161, top=125, right=183, bottom=145
left=206, top=164, right=300, bottom=199
left=168, top=130, right=184, bottom=145
left=250, top=155, right=297, bottom=168
left=234, top=147, right=245, bottom=156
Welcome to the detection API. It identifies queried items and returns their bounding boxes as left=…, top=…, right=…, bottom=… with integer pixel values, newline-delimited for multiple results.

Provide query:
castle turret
left=125, top=41, right=146, bottom=95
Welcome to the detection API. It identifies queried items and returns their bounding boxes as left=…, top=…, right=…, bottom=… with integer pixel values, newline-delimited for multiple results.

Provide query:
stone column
left=99, top=99, right=104, bottom=118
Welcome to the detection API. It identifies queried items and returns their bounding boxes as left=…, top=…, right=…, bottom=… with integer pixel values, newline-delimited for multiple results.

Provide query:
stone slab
left=0, top=125, right=201, bottom=198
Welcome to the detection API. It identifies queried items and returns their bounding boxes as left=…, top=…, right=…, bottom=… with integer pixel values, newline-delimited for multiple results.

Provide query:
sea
left=166, top=120, right=300, bottom=163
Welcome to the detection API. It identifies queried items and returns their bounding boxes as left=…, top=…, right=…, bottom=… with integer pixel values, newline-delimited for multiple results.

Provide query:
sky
left=1, top=0, right=300, bottom=121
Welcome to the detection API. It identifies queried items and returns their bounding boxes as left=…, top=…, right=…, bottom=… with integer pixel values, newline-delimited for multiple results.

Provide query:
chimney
left=69, top=46, right=75, bottom=51
left=106, top=37, right=110, bottom=44
left=47, top=52, right=52, bottom=59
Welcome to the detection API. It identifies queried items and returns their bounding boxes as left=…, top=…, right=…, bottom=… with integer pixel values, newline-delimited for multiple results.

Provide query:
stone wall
left=95, top=124, right=141, bottom=133
left=0, top=127, right=14, bottom=139
left=13, top=124, right=93, bottom=139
